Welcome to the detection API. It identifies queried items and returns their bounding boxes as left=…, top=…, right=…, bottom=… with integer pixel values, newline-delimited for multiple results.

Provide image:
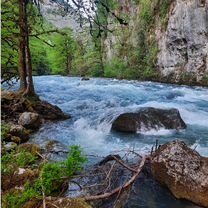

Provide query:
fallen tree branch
left=111, top=155, right=137, bottom=173
left=84, top=156, right=146, bottom=201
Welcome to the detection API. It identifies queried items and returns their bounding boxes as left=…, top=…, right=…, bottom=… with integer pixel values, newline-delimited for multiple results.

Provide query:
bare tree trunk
left=25, top=27, right=35, bottom=96
left=18, top=0, right=27, bottom=91
left=66, top=55, right=72, bottom=75
left=18, top=0, right=35, bottom=96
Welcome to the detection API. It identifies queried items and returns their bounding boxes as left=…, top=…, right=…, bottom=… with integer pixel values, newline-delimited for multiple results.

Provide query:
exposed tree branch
left=33, top=35, right=55, bottom=47
left=84, top=156, right=146, bottom=201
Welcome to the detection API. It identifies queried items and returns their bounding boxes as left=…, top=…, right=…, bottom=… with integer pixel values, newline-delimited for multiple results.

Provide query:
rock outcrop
left=1, top=91, right=70, bottom=123
left=101, top=0, right=208, bottom=85
left=157, top=0, right=208, bottom=85
left=111, top=107, right=186, bottom=133
left=151, top=140, right=208, bottom=207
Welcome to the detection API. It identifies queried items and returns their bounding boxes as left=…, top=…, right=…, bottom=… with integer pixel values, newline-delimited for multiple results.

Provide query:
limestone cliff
left=102, top=0, right=208, bottom=85
left=157, top=0, right=208, bottom=85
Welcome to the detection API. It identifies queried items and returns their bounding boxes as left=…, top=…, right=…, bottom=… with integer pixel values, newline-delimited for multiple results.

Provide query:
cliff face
left=157, top=0, right=208, bottom=84
left=102, top=0, right=208, bottom=85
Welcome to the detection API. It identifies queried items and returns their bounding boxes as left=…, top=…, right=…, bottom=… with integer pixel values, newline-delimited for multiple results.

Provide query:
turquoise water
left=29, top=75, right=207, bottom=208
left=31, top=75, right=208, bottom=158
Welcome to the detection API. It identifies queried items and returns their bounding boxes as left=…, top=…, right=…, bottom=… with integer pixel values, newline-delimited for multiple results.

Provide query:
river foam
left=29, top=76, right=208, bottom=157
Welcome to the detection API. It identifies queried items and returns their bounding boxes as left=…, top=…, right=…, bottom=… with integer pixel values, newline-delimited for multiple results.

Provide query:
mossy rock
left=46, top=197, right=92, bottom=208
left=1, top=123, right=11, bottom=141
left=2, top=168, right=39, bottom=192
left=17, top=144, right=41, bottom=155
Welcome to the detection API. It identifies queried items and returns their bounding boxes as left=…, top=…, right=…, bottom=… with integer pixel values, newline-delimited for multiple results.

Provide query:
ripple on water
left=29, top=76, right=208, bottom=158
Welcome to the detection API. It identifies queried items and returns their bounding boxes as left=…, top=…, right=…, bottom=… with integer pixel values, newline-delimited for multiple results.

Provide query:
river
left=27, top=75, right=208, bottom=208
left=30, top=75, right=208, bottom=157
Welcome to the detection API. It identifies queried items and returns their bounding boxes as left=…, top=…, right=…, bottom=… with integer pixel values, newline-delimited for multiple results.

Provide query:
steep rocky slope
left=102, top=0, right=208, bottom=85
left=157, top=0, right=208, bottom=84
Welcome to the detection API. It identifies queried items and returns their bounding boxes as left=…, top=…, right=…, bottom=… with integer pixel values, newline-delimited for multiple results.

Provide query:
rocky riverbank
left=1, top=91, right=208, bottom=208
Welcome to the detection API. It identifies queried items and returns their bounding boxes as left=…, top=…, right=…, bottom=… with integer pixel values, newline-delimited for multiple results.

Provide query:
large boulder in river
left=111, top=107, right=186, bottom=133
left=18, top=112, right=41, bottom=129
left=151, top=140, right=208, bottom=207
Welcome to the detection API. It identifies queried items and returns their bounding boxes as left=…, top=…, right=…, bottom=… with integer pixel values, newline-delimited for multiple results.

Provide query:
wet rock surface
left=44, top=140, right=68, bottom=161
left=151, top=140, right=208, bottom=207
left=18, top=112, right=41, bottom=130
left=1, top=91, right=70, bottom=124
left=66, top=154, right=200, bottom=208
left=112, top=107, right=186, bottom=133
left=3, top=142, right=17, bottom=152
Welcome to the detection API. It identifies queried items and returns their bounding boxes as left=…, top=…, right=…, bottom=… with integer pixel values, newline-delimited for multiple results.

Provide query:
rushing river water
left=30, top=75, right=208, bottom=158
left=27, top=76, right=208, bottom=208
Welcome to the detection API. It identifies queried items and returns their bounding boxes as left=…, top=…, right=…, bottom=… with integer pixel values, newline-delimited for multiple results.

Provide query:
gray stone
left=157, top=0, right=208, bottom=84
left=151, top=140, right=208, bottom=207
left=18, top=112, right=41, bottom=129
left=4, top=142, right=17, bottom=152
left=112, top=107, right=186, bottom=133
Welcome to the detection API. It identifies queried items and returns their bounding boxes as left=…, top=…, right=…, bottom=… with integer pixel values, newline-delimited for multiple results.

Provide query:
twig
left=35, top=151, right=48, bottom=161
left=41, top=175, right=46, bottom=208
left=84, top=156, right=146, bottom=201
left=111, top=155, right=137, bottom=173
left=46, top=201, right=59, bottom=208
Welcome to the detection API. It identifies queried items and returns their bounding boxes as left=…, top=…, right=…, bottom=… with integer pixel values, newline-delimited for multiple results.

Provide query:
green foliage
left=158, top=0, right=172, bottom=29
left=104, top=58, right=128, bottom=79
left=39, top=162, right=63, bottom=195
left=1, top=151, right=15, bottom=175
left=1, top=150, right=37, bottom=175
left=16, top=151, right=37, bottom=167
left=127, top=0, right=159, bottom=80
left=2, top=145, right=87, bottom=207
left=3, top=183, right=39, bottom=208
left=64, top=145, right=87, bottom=176
left=47, top=28, right=77, bottom=75
left=1, top=0, right=19, bottom=84
left=139, top=0, right=155, bottom=27
left=1, top=124, right=11, bottom=140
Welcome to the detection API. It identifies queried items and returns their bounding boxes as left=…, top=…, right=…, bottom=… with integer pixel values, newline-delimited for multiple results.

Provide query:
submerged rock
left=111, top=107, right=186, bottom=133
left=45, top=140, right=67, bottom=152
left=81, top=77, right=90, bottom=81
left=151, top=140, right=208, bottom=207
left=18, top=112, right=41, bottom=129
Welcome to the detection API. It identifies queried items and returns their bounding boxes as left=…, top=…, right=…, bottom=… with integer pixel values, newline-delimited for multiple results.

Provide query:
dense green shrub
left=1, top=150, right=37, bottom=174
left=2, top=145, right=87, bottom=207
left=104, top=58, right=128, bottom=79
left=64, top=145, right=87, bottom=176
